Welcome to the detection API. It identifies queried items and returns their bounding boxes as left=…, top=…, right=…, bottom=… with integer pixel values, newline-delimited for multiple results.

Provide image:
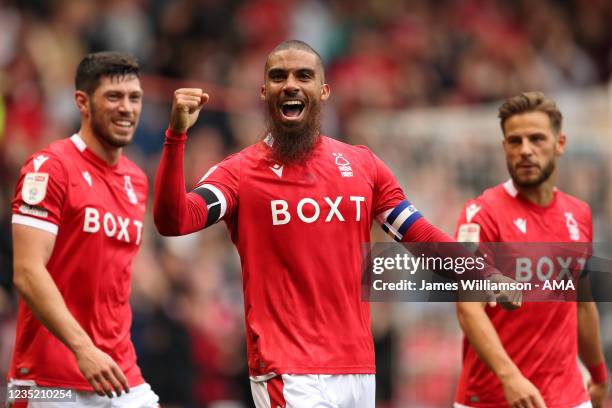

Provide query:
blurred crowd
left=1, top=0, right=612, bottom=406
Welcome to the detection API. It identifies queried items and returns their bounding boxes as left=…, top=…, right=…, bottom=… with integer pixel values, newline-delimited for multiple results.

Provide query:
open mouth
left=280, top=100, right=305, bottom=119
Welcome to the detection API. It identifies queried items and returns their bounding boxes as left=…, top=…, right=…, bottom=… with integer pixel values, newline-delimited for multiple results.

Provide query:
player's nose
left=117, top=96, right=133, bottom=113
left=282, top=75, right=300, bottom=95
left=519, top=139, right=533, bottom=156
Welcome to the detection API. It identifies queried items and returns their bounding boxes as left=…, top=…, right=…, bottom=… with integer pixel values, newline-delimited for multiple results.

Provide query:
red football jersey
left=454, top=180, right=591, bottom=407
left=10, top=134, right=147, bottom=390
left=194, top=135, right=407, bottom=376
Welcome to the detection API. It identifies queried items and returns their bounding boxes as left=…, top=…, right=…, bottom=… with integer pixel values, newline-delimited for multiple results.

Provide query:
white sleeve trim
left=12, top=214, right=59, bottom=235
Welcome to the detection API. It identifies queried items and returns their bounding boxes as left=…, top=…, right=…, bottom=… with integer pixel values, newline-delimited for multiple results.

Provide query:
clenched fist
left=169, top=88, right=209, bottom=134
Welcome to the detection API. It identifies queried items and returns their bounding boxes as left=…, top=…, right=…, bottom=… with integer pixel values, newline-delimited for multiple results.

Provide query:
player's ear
left=555, top=133, right=566, bottom=156
left=260, top=85, right=266, bottom=101
left=321, top=83, right=330, bottom=101
left=75, top=91, right=89, bottom=117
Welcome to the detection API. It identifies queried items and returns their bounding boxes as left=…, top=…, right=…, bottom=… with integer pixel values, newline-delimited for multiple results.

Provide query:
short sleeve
left=455, top=199, right=499, bottom=243
left=11, top=152, right=68, bottom=235
left=192, top=153, right=241, bottom=223
left=371, top=151, right=406, bottom=217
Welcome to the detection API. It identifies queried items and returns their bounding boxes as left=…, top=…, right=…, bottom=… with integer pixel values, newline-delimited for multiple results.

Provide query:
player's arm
left=154, top=88, right=212, bottom=236
left=12, top=224, right=129, bottom=397
left=456, top=302, right=546, bottom=408
left=376, top=202, right=521, bottom=307
left=577, top=274, right=608, bottom=408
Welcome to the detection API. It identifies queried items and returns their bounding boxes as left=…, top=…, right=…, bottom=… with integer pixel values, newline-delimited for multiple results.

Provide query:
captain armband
left=377, top=200, right=422, bottom=242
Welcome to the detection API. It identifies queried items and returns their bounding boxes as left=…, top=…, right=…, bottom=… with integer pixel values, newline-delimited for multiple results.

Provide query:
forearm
left=457, top=303, right=520, bottom=380
left=154, top=129, right=208, bottom=235
left=14, top=263, right=93, bottom=353
left=578, top=301, right=606, bottom=367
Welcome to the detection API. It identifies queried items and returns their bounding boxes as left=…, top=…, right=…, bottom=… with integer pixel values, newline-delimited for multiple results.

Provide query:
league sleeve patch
left=457, top=223, right=480, bottom=243
left=21, top=172, right=49, bottom=205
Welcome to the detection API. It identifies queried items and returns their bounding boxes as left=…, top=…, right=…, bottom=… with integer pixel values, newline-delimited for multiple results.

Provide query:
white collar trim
left=503, top=178, right=558, bottom=198
left=263, top=134, right=274, bottom=147
left=70, top=134, right=87, bottom=152
left=503, top=179, right=518, bottom=197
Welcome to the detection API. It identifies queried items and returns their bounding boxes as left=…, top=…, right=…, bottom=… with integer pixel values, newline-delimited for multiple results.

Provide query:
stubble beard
left=508, top=159, right=555, bottom=188
left=265, top=101, right=321, bottom=165
left=89, top=104, right=132, bottom=148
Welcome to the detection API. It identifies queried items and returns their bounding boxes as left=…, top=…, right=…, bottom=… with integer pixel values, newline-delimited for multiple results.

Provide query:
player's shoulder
left=464, top=182, right=508, bottom=211
left=555, top=189, right=591, bottom=216
left=21, top=138, right=76, bottom=175
left=322, top=136, right=373, bottom=156
left=217, top=148, right=247, bottom=171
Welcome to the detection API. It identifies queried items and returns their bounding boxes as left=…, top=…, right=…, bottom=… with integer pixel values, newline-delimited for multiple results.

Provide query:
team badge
left=332, top=153, right=353, bottom=178
left=21, top=172, right=49, bottom=205
left=124, top=175, right=138, bottom=204
left=564, top=212, right=580, bottom=241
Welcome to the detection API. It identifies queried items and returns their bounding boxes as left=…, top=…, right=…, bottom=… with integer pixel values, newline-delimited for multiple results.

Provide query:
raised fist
left=169, top=88, right=209, bottom=133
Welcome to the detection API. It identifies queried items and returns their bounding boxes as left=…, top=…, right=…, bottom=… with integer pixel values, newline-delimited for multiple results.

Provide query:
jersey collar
left=503, top=178, right=559, bottom=210
left=70, top=134, right=87, bottom=152
left=69, top=133, right=121, bottom=170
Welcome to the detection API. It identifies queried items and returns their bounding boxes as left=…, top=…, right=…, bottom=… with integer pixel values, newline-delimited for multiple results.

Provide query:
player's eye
left=268, top=70, right=286, bottom=81
left=297, top=70, right=314, bottom=81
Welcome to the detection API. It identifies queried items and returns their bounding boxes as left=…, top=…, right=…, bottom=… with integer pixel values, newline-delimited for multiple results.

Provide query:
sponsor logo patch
left=270, top=163, right=284, bottom=178
left=514, top=218, right=527, bottom=234
left=465, top=203, right=481, bottom=223
left=33, top=155, right=49, bottom=171
left=19, top=204, right=49, bottom=218
left=82, top=171, right=92, bottom=187
left=198, top=165, right=218, bottom=183
left=21, top=172, right=49, bottom=205
left=457, top=223, right=480, bottom=242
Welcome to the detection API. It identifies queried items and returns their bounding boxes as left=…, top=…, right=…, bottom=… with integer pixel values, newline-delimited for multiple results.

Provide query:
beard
left=508, top=159, right=555, bottom=188
left=265, top=100, right=321, bottom=165
left=90, top=104, right=132, bottom=148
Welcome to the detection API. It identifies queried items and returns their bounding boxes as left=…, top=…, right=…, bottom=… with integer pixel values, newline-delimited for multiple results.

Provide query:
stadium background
left=0, top=0, right=612, bottom=406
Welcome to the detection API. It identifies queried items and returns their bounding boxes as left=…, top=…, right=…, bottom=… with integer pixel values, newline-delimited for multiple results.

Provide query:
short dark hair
left=498, top=91, right=563, bottom=135
left=265, top=40, right=325, bottom=82
left=75, top=51, right=140, bottom=95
